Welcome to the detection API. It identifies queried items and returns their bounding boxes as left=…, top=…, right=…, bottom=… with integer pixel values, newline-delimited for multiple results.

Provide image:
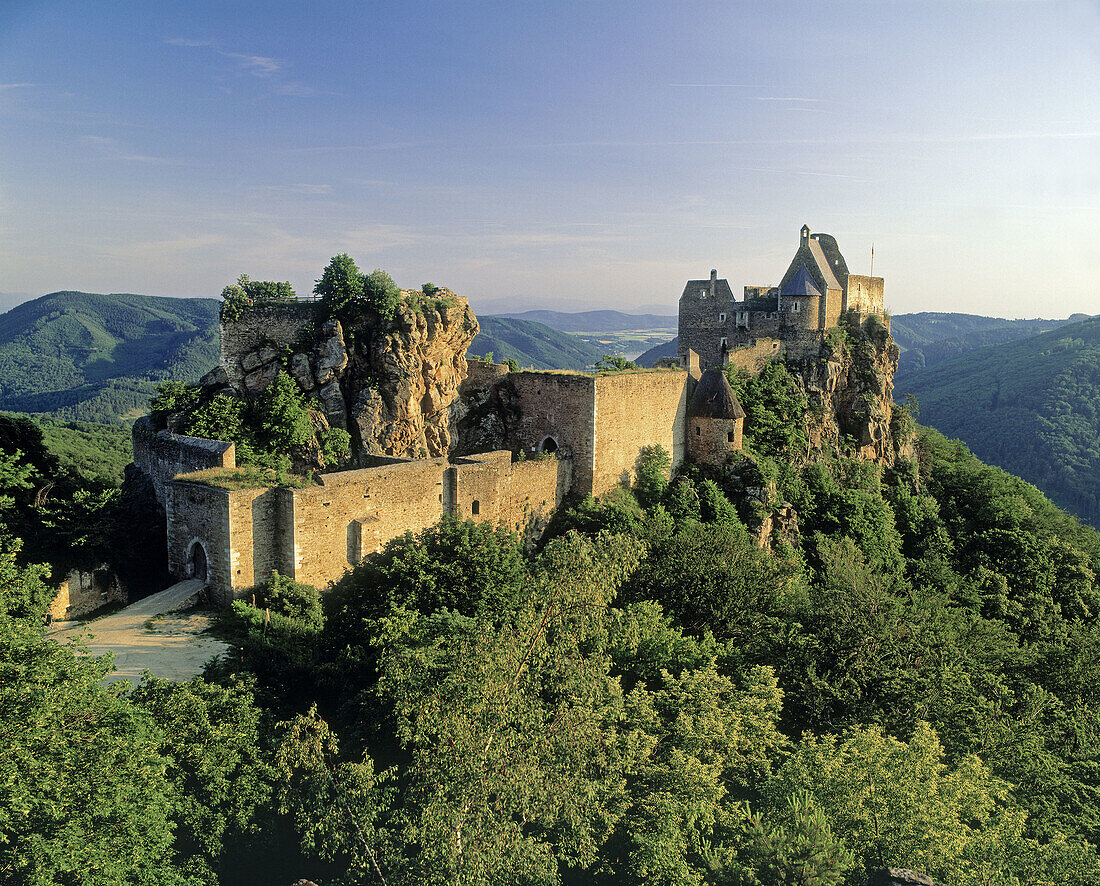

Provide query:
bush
left=250, top=571, right=322, bottom=625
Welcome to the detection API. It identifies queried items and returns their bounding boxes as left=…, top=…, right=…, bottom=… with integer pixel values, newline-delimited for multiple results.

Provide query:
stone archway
left=539, top=435, right=559, bottom=454
left=188, top=540, right=208, bottom=583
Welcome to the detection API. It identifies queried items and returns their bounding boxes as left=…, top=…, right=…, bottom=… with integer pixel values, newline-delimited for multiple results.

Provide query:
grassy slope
left=0, top=291, right=220, bottom=424
left=470, top=316, right=606, bottom=370
left=896, top=317, right=1100, bottom=527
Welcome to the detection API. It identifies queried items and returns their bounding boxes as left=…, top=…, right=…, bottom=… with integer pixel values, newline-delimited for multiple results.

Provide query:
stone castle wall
left=689, top=416, right=743, bottom=466
left=166, top=482, right=233, bottom=604
left=506, top=372, right=596, bottom=490
left=289, top=459, right=448, bottom=589
left=49, top=568, right=126, bottom=621
left=227, top=487, right=289, bottom=600
left=134, top=420, right=235, bottom=507
left=449, top=451, right=570, bottom=536
left=220, top=301, right=322, bottom=389
left=591, top=371, right=688, bottom=495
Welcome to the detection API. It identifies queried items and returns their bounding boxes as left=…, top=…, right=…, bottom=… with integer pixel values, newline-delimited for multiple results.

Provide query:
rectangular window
left=696, top=426, right=701, bottom=436
left=472, top=500, right=480, bottom=516
left=793, top=302, right=800, bottom=312
left=720, top=337, right=727, bottom=349
left=727, top=430, right=735, bottom=443
left=719, top=313, right=726, bottom=323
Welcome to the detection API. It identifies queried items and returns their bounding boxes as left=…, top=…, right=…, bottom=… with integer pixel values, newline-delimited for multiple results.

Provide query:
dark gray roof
left=781, top=264, right=822, bottom=297
left=689, top=369, right=746, bottom=420
left=680, top=278, right=737, bottom=302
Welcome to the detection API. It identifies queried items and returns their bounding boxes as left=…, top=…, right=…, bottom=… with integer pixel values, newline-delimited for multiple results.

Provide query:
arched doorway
left=189, top=541, right=208, bottom=583
left=539, top=436, right=558, bottom=454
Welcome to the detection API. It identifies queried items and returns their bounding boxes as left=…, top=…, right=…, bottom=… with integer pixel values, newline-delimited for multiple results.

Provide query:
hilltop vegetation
left=5, top=326, right=1100, bottom=884
left=896, top=316, right=1100, bottom=527
left=0, top=291, right=220, bottom=424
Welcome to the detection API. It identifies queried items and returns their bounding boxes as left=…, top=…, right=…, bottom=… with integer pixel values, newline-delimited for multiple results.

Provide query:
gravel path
left=49, top=579, right=231, bottom=686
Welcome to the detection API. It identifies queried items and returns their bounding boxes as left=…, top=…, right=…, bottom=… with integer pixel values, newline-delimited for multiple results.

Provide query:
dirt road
left=49, top=579, right=230, bottom=685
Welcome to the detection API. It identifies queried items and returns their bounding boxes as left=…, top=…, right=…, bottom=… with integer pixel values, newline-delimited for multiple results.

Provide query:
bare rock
left=289, top=352, right=314, bottom=391
left=317, top=380, right=347, bottom=429
left=240, top=351, right=262, bottom=372
left=199, top=365, right=228, bottom=390
left=243, top=363, right=278, bottom=392
left=315, top=319, right=348, bottom=374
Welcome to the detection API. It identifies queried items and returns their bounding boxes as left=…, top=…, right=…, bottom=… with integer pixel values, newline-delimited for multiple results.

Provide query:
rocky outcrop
left=792, top=317, right=911, bottom=466
left=218, top=290, right=478, bottom=463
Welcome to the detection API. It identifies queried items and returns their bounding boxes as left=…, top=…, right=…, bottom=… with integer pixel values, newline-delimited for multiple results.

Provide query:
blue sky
left=1, top=0, right=1096, bottom=316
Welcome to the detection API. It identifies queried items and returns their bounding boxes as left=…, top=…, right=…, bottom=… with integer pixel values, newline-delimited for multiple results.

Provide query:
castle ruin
left=134, top=225, right=885, bottom=604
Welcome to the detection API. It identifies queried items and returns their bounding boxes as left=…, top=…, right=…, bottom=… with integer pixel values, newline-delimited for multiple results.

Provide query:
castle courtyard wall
left=449, top=450, right=571, bottom=535
left=591, top=371, right=688, bottom=496
left=506, top=372, right=596, bottom=492
left=226, top=487, right=289, bottom=597
left=287, top=459, right=448, bottom=587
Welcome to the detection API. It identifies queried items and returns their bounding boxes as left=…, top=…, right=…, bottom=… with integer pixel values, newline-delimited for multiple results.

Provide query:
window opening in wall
left=719, top=312, right=726, bottom=323
left=472, top=500, right=480, bottom=516
left=696, top=425, right=701, bottom=436
left=720, top=337, right=727, bottom=349
left=539, top=436, right=558, bottom=454
left=727, top=430, right=736, bottom=443
left=793, top=301, right=800, bottom=312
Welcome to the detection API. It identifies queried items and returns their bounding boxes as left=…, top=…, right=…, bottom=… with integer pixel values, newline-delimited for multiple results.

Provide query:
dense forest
left=895, top=316, right=1100, bottom=528
left=4, top=343, right=1100, bottom=885
left=0, top=292, right=222, bottom=424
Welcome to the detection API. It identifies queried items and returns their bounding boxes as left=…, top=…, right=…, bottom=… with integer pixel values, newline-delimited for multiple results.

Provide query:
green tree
left=362, top=268, right=402, bottom=322
left=253, top=370, right=315, bottom=458
left=314, top=254, right=364, bottom=316
left=596, top=354, right=637, bottom=372
left=129, top=676, right=275, bottom=882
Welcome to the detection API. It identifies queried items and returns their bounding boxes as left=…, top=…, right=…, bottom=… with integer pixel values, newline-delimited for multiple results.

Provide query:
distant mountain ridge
left=488, top=309, right=677, bottom=333
left=890, top=312, right=1084, bottom=380
left=469, top=316, right=605, bottom=369
left=0, top=292, right=612, bottom=423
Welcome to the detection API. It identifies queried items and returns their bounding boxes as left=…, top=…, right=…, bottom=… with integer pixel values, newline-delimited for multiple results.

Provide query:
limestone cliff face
left=341, top=295, right=479, bottom=458
left=219, top=290, right=479, bottom=463
left=792, top=319, right=911, bottom=467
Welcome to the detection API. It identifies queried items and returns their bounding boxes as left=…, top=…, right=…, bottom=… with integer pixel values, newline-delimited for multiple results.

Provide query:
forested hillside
left=892, top=312, right=1082, bottom=379
left=5, top=330, right=1100, bottom=884
left=0, top=291, right=220, bottom=424
left=490, top=309, right=678, bottom=333
left=896, top=316, right=1100, bottom=527
left=469, top=315, right=605, bottom=369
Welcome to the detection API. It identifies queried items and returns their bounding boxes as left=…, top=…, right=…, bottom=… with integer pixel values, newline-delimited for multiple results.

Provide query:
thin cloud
left=218, top=51, right=281, bottom=76
left=0, top=83, right=34, bottom=91
left=282, top=141, right=436, bottom=154
left=254, top=184, right=333, bottom=196
left=81, top=135, right=173, bottom=164
left=275, top=82, right=316, bottom=96
left=165, top=38, right=211, bottom=47
left=754, top=96, right=829, bottom=103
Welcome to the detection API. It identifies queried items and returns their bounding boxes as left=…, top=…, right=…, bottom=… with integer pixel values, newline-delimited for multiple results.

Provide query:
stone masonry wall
left=49, top=568, right=125, bottom=621
left=449, top=450, right=571, bottom=536
left=591, top=370, right=688, bottom=496
left=288, top=459, right=448, bottom=588
left=220, top=301, right=322, bottom=389
left=506, top=372, right=596, bottom=493
left=226, top=487, right=289, bottom=598
left=134, top=420, right=235, bottom=507
left=166, top=482, right=232, bottom=604
left=689, top=416, right=743, bottom=467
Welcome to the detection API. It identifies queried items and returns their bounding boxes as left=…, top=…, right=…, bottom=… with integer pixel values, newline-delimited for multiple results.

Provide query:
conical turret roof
left=781, top=263, right=822, bottom=297
left=689, top=369, right=746, bottom=420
